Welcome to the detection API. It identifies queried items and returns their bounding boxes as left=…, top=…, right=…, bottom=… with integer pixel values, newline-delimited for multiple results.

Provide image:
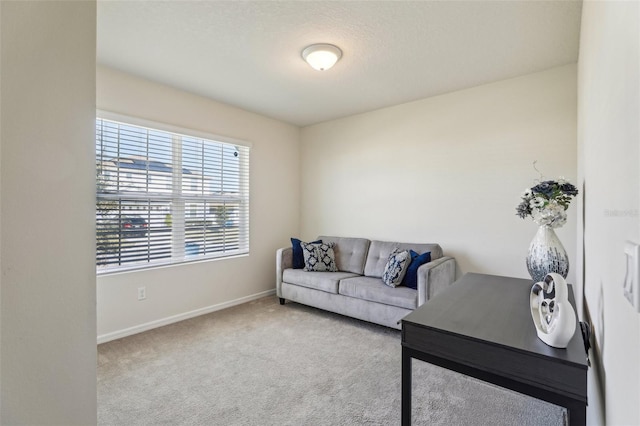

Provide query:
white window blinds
left=96, top=116, right=249, bottom=273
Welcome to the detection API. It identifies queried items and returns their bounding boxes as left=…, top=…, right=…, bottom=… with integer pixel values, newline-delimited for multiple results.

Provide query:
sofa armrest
left=416, top=256, right=456, bottom=306
left=276, top=246, right=293, bottom=297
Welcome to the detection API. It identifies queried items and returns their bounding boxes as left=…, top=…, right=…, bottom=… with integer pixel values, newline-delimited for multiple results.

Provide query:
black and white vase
left=526, top=225, right=569, bottom=282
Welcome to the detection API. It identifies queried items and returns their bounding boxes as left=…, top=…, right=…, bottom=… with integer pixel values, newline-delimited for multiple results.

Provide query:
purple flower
left=532, top=181, right=554, bottom=197
left=516, top=201, right=532, bottom=218
left=560, top=183, right=578, bottom=196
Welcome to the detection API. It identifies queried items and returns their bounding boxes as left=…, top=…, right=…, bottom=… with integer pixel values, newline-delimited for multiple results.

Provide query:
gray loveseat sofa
left=276, top=236, right=456, bottom=329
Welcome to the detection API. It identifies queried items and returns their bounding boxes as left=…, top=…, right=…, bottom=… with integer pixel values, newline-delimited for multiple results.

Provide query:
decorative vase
left=526, top=225, right=569, bottom=282
left=530, top=273, right=576, bottom=348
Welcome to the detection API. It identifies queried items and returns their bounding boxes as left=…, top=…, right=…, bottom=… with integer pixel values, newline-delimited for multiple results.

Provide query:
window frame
left=96, top=110, right=251, bottom=275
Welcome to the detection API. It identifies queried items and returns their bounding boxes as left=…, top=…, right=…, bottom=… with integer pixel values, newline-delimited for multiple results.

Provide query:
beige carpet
left=98, top=296, right=566, bottom=425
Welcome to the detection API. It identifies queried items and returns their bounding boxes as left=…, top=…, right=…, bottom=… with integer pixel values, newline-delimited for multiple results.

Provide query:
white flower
left=554, top=215, right=567, bottom=227
left=530, top=197, right=545, bottom=208
left=522, top=189, right=533, bottom=198
left=532, top=203, right=567, bottom=228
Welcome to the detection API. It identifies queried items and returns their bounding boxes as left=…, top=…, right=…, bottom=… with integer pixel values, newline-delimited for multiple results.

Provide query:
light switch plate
left=623, top=241, right=640, bottom=312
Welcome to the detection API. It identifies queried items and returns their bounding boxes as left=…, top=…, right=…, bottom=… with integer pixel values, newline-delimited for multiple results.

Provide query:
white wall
left=300, top=65, right=577, bottom=283
left=578, top=2, right=640, bottom=425
left=96, top=66, right=300, bottom=340
left=0, top=2, right=97, bottom=424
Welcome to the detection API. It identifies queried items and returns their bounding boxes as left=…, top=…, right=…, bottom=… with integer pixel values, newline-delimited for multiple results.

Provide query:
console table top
left=402, top=272, right=587, bottom=367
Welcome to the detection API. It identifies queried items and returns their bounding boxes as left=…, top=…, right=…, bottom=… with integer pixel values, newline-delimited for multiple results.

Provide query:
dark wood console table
left=401, top=273, right=587, bottom=425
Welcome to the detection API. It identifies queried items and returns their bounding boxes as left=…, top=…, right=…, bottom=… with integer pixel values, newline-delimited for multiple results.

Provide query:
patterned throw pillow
left=382, top=248, right=411, bottom=287
left=291, top=238, right=322, bottom=269
left=301, top=241, right=338, bottom=272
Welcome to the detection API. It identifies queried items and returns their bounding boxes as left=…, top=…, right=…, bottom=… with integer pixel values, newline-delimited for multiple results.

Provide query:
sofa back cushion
left=317, top=236, right=371, bottom=275
left=364, top=240, right=443, bottom=278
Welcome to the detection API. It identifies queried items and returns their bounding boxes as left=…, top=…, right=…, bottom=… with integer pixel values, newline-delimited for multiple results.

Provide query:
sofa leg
left=279, top=298, right=285, bottom=305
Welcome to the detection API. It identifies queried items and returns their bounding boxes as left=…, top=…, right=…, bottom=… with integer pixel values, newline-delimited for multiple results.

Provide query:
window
left=96, top=115, right=250, bottom=273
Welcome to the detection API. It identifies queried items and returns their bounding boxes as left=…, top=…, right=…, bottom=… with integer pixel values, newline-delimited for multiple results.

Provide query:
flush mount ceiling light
left=301, top=43, right=342, bottom=71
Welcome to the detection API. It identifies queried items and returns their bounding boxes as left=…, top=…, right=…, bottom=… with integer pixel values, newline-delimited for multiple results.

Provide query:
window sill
left=96, top=251, right=250, bottom=276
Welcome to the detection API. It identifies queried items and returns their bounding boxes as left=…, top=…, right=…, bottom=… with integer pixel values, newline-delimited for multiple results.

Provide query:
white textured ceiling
left=97, top=1, right=582, bottom=127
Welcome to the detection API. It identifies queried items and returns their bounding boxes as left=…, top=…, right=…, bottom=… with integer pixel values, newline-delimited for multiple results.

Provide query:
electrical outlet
left=137, top=286, right=146, bottom=301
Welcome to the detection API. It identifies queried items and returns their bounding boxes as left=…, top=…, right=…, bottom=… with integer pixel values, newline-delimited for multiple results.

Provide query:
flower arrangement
left=516, top=178, right=578, bottom=228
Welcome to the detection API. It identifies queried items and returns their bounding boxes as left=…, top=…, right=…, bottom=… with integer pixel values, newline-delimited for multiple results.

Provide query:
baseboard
left=97, top=289, right=276, bottom=344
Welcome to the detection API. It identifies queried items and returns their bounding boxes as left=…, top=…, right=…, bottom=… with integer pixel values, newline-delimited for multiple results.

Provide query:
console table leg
left=402, top=348, right=412, bottom=426
left=568, top=403, right=587, bottom=426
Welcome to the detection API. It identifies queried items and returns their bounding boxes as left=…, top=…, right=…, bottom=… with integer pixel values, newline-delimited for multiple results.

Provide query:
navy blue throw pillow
left=402, top=250, right=431, bottom=289
left=291, top=238, right=321, bottom=269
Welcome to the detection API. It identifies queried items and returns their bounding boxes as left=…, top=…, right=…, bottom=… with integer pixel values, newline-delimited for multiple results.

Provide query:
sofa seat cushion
left=339, top=276, right=417, bottom=310
left=282, top=269, right=359, bottom=294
